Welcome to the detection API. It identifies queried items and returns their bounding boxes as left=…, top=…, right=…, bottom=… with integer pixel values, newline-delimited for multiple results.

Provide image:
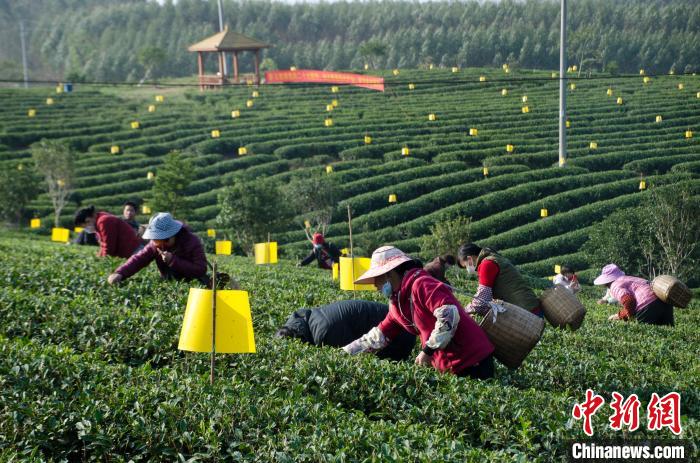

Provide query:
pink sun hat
left=354, top=246, right=415, bottom=285
left=593, top=263, right=625, bottom=285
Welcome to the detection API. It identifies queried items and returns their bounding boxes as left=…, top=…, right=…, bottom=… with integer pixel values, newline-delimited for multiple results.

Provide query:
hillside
left=1, top=68, right=698, bottom=281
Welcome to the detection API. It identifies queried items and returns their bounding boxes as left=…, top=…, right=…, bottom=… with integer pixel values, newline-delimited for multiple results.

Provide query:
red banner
left=264, top=69, right=385, bottom=92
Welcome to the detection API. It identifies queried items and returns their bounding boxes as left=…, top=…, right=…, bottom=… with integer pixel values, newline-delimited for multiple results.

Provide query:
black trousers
left=636, top=299, right=674, bottom=326
left=456, top=354, right=495, bottom=380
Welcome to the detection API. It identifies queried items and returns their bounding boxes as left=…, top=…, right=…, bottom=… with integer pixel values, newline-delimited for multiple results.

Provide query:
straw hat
left=593, top=264, right=625, bottom=285
left=354, top=246, right=414, bottom=285
left=142, top=212, right=183, bottom=240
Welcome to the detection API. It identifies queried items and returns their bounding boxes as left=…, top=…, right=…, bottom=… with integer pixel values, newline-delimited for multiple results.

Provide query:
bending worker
left=74, top=205, right=140, bottom=258
left=299, top=233, right=341, bottom=270
left=276, top=300, right=416, bottom=361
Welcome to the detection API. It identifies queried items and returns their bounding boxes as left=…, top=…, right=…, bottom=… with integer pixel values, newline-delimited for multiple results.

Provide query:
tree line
left=1, top=0, right=699, bottom=83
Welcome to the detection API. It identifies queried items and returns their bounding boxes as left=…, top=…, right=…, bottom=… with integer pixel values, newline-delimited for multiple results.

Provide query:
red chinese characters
left=609, top=392, right=641, bottom=432
left=572, top=389, right=606, bottom=436
left=647, top=392, right=682, bottom=435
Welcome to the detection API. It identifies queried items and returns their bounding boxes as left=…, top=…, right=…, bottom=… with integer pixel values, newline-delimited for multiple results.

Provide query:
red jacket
left=95, top=212, right=141, bottom=258
left=378, top=269, right=494, bottom=374
left=114, top=227, right=207, bottom=281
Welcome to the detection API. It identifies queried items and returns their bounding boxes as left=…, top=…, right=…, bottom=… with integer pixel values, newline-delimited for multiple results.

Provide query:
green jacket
left=476, top=248, right=540, bottom=311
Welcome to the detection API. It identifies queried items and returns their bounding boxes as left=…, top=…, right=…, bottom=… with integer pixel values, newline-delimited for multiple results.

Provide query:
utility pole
left=217, top=0, right=228, bottom=77
left=19, top=20, right=29, bottom=88
left=558, top=0, right=567, bottom=166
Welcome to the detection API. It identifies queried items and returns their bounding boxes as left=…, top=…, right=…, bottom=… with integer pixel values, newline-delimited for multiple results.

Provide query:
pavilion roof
left=188, top=26, right=271, bottom=52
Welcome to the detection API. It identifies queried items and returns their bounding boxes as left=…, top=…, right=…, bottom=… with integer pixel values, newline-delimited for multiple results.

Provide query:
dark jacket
left=72, top=229, right=99, bottom=246
left=115, top=226, right=208, bottom=281
left=95, top=212, right=141, bottom=258
left=124, top=219, right=140, bottom=233
left=282, top=300, right=416, bottom=361
left=300, top=242, right=341, bottom=269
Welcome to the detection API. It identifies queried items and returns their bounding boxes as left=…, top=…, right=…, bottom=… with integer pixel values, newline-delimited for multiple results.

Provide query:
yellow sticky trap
left=639, top=180, right=647, bottom=190
left=340, top=248, right=350, bottom=256
left=46, top=98, right=54, bottom=105
left=639, top=69, right=645, bottom=75
left=326, top=104, right=333, bottom=112
left=254, top=242, right=278, bottom=265
left=559, top=157, right=566, bottom=167
left=142, top=205, right=151, bottom=214
left=408, top=83, right=415, bottom=90
left=428, top=113, right=436, bottom=121
left=643, top=76, right=650, bottom=84
left=364, top=64, right=369, bottom=70
left=148, top=105, right=156, bottom=112
left=506, top=144, right=514, bottom=153
left=388, top=194, right=397, bottom=203
left=51, top=227, right=70, bottom=243
left=429, top=64, right=434, bottom=70
left=452, top=67, right=459, bottom=73
left=502, top=64, right=509, bottom=71
left=28, top=109, right=36, bottom=117
left=685, top=130, right=693, bottom=139
left=607, top=88, right=613, bottom=96
left=324, top=118, right=333, bottom=127
left=401, top=146, right=410, bottom=156
left=207, top=229, right=216, bottom=238
left=332, top=262, right=339, bottom=281
left=339, top=257, right=375, bottom=291
left=483, top=166, right=489, bottom=176
left=56, top=86, right=63, bottom=94
left=30, top=218, right=41, bottom=229
left=74, top=227, right=84, bottom=233
left=304, top=220, right=311, bottom=229
left=696, top=92, right=700, bottom=99
left=469, top=128, right=478, bottom=136
left=290, top=66, right=297, bottom=71
left=178, top=288, right=256, bottom=353
left=655, top=115, right=662, bottom=123
left=238, top=147, right=247, bottom=156
left=678, top=83, right=684, bottom=90
left=211, top=130, right=221, bottom=138
left=364, top=135, right=372, bottom=144
left=252, top=90, right=259, bottom=98
left=572, top=65, right=578, bottom=71
left=231, top=110, right=240, bottom=118
left=155, top=95, right=164, bottom=102
left=501, top=89, right=508, bottom=96
left=554, top=265, right=561, bottom=274
left=522, top=106, right=530, bottom=114
left=589, top=142, right=598, bottom=149
left=540, top=208, right=548, bottom=218
left=131, top=121, right=140, bottom=129
left=110, top=145, right=120, bottom=154
left=522, top=95, right=528, bottom=103
left=392, top=69, right=399, bottom=76
left=566, top=66, right=572, bottom=72
left=479, top=75, right=486, bottom=82
left=215, top=240, right=232, bottom=255
left=570, top=83, right=576, bottom=90
left=551, top=72, right=557, bottom=78
left=331, top=86, right=339, bottom=93
left=326, top=165, right=333, bottom=174
left=246, top=100, right=254, bottom=108
left=331, top=99, right=339, bottom=107
left=617, top=97, right=623, bottom=105
left=147, top=171, right=154, bottom=180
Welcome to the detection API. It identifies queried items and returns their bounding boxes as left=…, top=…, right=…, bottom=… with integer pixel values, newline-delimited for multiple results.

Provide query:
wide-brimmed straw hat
left=142, top=212, right=183, bottom=240
left=354, top=246, right=414, bottom=285
left=593, top=263, right=625, bottom=285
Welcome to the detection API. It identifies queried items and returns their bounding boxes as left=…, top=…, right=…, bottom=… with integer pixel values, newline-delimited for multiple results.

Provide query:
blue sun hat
left=142, top=212, right=183, bottom=240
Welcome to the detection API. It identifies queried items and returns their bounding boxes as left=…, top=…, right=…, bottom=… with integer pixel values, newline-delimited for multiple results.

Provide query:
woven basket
left=539, top=285, right=586, bottom=330
left=479, top=300, right=545, bottom=369
left=652, top=275, right=692, bottom=308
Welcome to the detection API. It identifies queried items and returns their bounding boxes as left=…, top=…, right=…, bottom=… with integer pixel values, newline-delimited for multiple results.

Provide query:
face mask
left=313, top=244, right=323, bottom=250
left=466, top=265, right=476, bottom=275
left=381, top=281, right=393, bottom=298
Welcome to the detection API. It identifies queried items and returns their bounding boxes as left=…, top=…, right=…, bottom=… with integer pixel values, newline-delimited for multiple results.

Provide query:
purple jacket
left=115, top=227, right=208, bottom=281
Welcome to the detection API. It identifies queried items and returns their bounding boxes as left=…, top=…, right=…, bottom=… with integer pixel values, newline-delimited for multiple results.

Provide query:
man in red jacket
left=74, top=206, right=141, bottom=258
left=107, top=212, right=208, bottom=285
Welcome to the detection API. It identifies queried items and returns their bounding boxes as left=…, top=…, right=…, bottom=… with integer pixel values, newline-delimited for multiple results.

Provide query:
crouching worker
left=276, top=300, right=416, bottom=361
left=107, top=212, right=208, bottom=285
left=343, top=246, right=495, bottom=379
left=553, top=265, right=581, bottom=294
left=299, top=233, right=341, bottom=270
left=74, top=205, right=141, bottom=258
left=458, top=243, right=543, bottom=317
left=594, top=264, right=673, bottom=326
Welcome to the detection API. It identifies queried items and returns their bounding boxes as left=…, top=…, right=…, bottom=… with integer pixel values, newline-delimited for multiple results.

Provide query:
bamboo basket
left=652, top=275, right=692, bottom=308
left=479, top=300, right=545, bottom=369
left=540, top=285, right=586, bottom=330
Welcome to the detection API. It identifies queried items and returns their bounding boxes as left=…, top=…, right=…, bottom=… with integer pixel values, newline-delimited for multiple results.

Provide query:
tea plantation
left=1, top=68, right=699, bottom=279
left=0, top=233, right=698, bottom=461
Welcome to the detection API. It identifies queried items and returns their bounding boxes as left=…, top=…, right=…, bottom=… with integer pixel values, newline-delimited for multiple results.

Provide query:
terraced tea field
left=1, top=68, right=699, bottom=281
left=0, top=233, right=697, bottom=461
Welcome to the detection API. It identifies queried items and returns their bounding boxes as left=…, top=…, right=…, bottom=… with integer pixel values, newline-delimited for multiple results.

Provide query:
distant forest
left=1, top=0, right=699, bottom=82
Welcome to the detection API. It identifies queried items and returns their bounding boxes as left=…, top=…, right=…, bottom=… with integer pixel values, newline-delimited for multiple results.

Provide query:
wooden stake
left=210, top=260, right=217, bottom=385
left=347, top=205, right=355, bottom=298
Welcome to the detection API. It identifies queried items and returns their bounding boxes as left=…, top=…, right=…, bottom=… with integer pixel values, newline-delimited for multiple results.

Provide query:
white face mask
left=466, top=265, right=476, bottom=275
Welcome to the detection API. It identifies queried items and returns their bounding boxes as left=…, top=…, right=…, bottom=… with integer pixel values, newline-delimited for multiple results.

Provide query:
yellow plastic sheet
left=254, top=242, right=278, bottom=265
left=178, top=288, right=256, bottom=353
left=30, top=218, right=41, bottom=229
left=207, top=229, right=216, bottom=238
left=332, top=262, right=339, bottom=281
left=339, top=257, right=375, bottom=291
left=215, top=240, right=232, bottom=255
left=51, top=227, right=70, bottom=243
